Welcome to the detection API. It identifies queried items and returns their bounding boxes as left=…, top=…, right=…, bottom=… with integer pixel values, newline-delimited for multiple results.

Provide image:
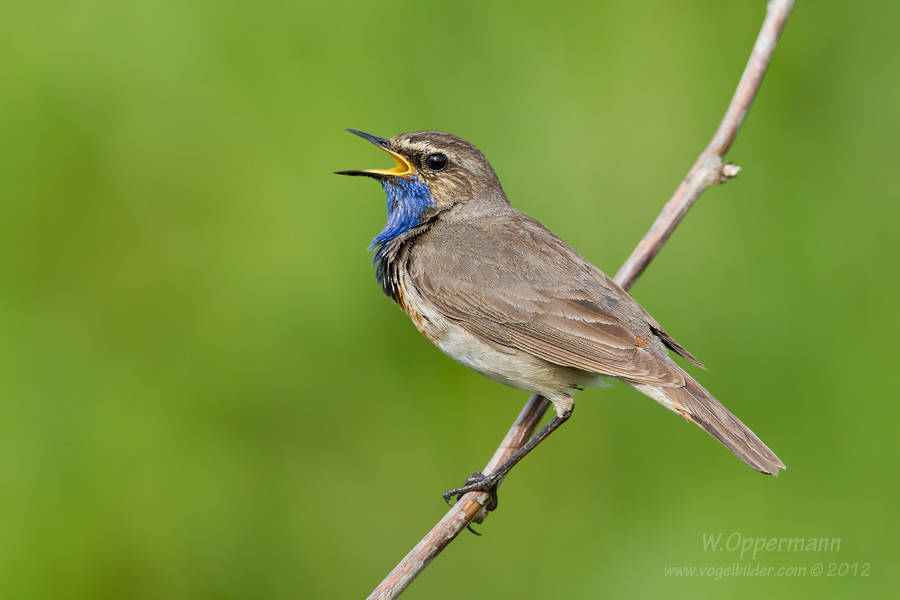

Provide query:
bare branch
left=368, top=1, right=795, bottom=597
left=615, top=0, right=796, bottom=290
left=367, top=396, right=550, bottom=600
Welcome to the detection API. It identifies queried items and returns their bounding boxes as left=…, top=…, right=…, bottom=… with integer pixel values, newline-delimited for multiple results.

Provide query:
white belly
left=397, top=270, right=602, bottom=416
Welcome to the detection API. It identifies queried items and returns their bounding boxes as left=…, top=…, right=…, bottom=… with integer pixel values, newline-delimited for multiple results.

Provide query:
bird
left=337, top=129, right=784, bottom=509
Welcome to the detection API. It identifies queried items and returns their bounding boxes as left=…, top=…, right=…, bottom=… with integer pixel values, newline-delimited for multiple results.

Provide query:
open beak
left=334, top=129, right=414, bottom=179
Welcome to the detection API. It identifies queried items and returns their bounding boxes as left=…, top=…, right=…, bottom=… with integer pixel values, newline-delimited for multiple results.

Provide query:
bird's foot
left=442, top=470, right=500, bottom=512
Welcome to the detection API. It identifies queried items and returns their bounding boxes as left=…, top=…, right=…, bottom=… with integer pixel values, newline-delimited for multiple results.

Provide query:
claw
left=441, top=470, right=500, bottom=513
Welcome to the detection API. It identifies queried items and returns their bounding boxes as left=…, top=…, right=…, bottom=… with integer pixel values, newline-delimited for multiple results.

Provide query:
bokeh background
left=2, top=1, right=898, bottom=598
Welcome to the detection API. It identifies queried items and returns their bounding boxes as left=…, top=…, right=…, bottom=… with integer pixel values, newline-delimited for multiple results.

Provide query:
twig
left=367, top=1, right=795, bottom=598
left=367, top=395, right=551, bottom=600
left=614, top=0, right=796, bottom=287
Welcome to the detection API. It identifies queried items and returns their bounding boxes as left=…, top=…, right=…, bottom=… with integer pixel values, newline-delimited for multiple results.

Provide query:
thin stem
left=368, top=2, right=795, bottom=598
left=614, top=0, right=796, bottom=290
left=367, top=395, right=550, bottom=600
left=441, top=408, right=574, bottom=511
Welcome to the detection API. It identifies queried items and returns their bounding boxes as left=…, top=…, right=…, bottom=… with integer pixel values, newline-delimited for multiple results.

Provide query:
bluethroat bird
left=337, top=129, right=784, bottom=510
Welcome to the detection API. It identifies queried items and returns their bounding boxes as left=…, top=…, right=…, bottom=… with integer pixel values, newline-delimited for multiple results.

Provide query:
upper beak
left=334, top=129, right=414, bottom=179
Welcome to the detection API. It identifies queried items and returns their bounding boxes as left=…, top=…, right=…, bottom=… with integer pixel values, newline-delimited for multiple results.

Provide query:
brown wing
left=407, top=209, right=701, bottom=387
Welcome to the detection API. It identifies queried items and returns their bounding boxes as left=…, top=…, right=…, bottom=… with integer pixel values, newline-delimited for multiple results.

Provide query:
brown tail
left=629, top=370, right=785, bottom=475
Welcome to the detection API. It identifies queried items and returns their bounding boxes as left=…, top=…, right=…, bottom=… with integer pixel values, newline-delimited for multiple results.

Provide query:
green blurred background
left=1, top=1, right=898, bottom=598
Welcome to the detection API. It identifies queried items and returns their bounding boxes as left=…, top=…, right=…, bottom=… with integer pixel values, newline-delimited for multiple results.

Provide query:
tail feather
left=629, top=370, right=785, bottom=475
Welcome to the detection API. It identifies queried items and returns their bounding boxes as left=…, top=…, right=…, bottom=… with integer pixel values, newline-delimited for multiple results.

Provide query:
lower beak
left=335, top=129, right=413, bottom=179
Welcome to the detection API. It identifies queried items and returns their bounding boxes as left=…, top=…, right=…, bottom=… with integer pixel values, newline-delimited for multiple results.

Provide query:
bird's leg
left=443, top=406, right=574, bottom=512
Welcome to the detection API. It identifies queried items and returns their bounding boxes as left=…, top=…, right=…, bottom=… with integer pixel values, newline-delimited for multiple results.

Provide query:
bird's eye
left=424, top=153, right=448, bottom=172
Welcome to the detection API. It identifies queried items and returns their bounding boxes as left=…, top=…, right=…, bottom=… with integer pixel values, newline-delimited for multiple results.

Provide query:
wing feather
left=408, top=210, right=698, bottom=386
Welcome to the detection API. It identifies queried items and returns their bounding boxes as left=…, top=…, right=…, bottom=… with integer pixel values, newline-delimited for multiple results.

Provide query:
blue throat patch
left=369, top=176, right=435, bottom=258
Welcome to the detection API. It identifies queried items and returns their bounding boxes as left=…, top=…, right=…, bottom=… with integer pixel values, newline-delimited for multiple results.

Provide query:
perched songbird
left=337, top=129, right=784, bottom=507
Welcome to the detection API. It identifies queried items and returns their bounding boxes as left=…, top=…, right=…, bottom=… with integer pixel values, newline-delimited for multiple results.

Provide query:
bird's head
left=336, top=129, right=506, bottom=250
